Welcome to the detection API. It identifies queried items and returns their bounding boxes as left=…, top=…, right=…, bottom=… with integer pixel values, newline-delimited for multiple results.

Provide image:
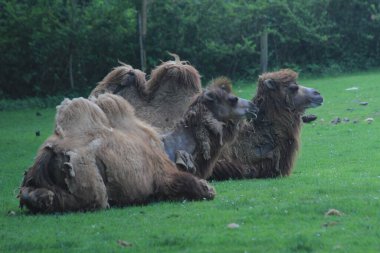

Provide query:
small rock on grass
left=365, top=118, right=374, bottom=124
left=325, top=208, right=344, bottom=217
left=117, top=240, right=132, bottom=248
left=302, top=114, right=318, bottom=123
left=227, top=223, right=240, bottom=229
left=359, top=102, right=368, bottom=106
left=322, top=221, right=338, bottom=227
left=331, top=117, right=341, bottom=125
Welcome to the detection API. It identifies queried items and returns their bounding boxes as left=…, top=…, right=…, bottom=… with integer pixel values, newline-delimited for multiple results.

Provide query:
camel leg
left=19, top=187, right=55, bottom=213
left=209, top=161, right=249, bottom=180
left=19, top=186, right=107, bottom=213
left=163, top=172, right=216, bottom=201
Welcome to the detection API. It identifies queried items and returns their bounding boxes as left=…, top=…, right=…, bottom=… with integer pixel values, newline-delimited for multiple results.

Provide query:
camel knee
left=165, top=173, right=216, bottom=201
left=19, top=187, right=55, bottom=213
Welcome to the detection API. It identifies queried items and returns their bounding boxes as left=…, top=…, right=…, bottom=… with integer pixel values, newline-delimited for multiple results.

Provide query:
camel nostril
left=313, top=89, right=320, bottom=96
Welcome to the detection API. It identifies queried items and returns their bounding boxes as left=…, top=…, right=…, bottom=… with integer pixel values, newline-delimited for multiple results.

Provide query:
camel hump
left=90, top=64, right=147, bottom=98
left=145, top=55, right=202, bottom=97
left=208, top=76, right=233, bottom=93
left=95, top=93, right=135, bottom=124
left=55, top=97, right=110, bottom=137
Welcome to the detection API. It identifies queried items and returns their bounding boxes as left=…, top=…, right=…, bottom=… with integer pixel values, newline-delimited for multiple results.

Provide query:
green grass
left=1, top=71, right=380, bottom=252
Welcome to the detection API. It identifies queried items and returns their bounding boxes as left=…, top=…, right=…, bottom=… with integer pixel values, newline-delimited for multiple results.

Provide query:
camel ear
left=264, top=79, right=276, bottom=90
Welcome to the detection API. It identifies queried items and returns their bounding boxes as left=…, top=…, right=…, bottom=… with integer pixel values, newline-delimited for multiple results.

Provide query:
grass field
left=1, top=70, right=380, bottom=253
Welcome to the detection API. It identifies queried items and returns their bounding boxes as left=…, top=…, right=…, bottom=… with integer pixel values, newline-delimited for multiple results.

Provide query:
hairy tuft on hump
left=91, top=63, right=147, bottom=97
left=146, top=57, right=201, bottom=96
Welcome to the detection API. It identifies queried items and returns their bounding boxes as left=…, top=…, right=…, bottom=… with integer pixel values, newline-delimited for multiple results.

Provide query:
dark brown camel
left=162, top=78, right=258, bottom=179
left=210, top=69, right=323, bottom=179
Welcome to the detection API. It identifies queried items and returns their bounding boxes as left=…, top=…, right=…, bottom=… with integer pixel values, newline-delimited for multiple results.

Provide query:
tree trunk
left=260, top=30, right=268, bottom=73
left=139, top=0, right=147, bottom=71
left=69, top=53, right=74, bottom=89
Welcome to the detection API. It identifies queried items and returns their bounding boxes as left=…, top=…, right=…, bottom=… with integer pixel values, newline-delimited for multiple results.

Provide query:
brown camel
left=91, top=59, right=316, bottom=179
left=19, top=94, right=215, bottom=213
left=210, top=69, right=324, bottom=179
left=90, top=54, right=202, bottom=132
left=162, top=78, right=258, bottom=179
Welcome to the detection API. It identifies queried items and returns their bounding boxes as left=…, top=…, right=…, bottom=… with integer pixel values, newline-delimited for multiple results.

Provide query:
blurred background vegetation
left=1, top=0, right=380, bottom=99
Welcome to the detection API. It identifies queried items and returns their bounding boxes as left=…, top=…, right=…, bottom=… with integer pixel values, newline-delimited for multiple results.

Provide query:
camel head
left=202, top=87, right=258, bottom=122
left=257, top=69, right=323, bottom=113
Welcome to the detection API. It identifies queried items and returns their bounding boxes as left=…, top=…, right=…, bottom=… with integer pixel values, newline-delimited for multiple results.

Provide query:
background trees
left=1, top=0, right=380, bottom=98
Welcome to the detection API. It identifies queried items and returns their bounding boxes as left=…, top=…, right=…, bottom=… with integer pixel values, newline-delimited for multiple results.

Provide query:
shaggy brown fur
left=162, top=79, right=258, bottom=179
left=90, top=55, right=202, bottom=132
left=19, top=94, right=215, bottom=213
left=211, top=69, right=323, bottom=179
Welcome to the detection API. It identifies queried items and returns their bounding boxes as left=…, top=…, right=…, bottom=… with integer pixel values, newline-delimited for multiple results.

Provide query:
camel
left=90, top=56, right=315, bottom=132
left=90, top=58, right=318, bottom=179
left=162, top=77, right=258, bottom=179
left=210, top=69, right=324, bottom=179
left=90, top=54, right=202, bottom=132
left=19, top=94, right=215, bottom=213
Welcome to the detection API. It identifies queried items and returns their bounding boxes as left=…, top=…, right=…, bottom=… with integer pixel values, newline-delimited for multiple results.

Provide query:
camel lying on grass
left=211, top=69, right=324, bottom=179
left=19, top=94, right=214, bottom=213
left=162, top=77, right=258, bottom=179
left=18, top=84, right=255, bottom=213
left=92, top=57, right=321, bottom=179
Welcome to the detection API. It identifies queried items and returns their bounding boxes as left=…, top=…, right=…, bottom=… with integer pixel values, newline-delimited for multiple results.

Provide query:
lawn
left=1, top=70, right=380, bottom=253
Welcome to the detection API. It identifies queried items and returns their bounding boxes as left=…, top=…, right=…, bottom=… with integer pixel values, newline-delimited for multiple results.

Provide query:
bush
left=1, top=0, right=380, bottom=99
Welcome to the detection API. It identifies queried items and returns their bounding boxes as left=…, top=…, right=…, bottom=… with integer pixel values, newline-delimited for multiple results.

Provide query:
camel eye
left=204, top=91, right=216, bottom=102
left=288, top=85, right=299, bottom=92
left=228, top=96, right=238, bottom=105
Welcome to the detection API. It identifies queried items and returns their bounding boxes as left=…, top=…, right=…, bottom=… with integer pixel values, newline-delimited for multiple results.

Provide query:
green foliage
left=0, top=0, right=138, bottom=98
left=1, top=71, right=380, bottom=252
left=0, top=96, right=64, bottom=111
left=1, top=0, right=380, bottom=98
left=147, top=0, right=380, bottom=78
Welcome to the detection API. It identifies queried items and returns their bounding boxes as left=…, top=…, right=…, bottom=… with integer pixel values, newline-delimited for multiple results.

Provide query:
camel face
left=203, top=90, right=258, bottom=122
left=263, top=78, right=323, bottom=112
left=291, top=84, right=324, bottom=110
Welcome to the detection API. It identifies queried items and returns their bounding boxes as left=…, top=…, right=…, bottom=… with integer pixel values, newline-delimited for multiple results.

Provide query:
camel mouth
left=245, top=109, right=258, bottom=120
left=245, top=104, right=259, bottom=120
left=306, top=96, right=324, bottom=109
left=232, top=100, right=258, bottom=121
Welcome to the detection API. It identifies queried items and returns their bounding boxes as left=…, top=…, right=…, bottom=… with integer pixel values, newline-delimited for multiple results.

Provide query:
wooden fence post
left=260, top=30, right=268, bottom=73
left=139, top=0, right=147, bottom=72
